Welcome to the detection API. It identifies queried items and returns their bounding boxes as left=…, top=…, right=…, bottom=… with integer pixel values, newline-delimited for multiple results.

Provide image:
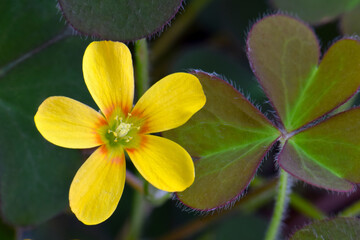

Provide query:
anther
left=125, top=136, right=133, bottom=142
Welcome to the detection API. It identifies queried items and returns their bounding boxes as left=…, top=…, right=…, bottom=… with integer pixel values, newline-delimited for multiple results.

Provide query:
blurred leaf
left=279, top=108, right=360, bottom=191
left=21, top=186, right=134, bottom=240
left=340, top=5, right=360, bottom=35
left=0, top=0, right=65, bottom=67
left=171, top=46, right=266, bottom=103
left=144, top=195, right=197, bottom=239
left=290, top=217, right=360, bottom=240
left=58, top=0, right=183, bottom=41
left=211, top=214, right=267, bottom=240
left=195, top=214, right=267, bottom=240
left=164, top=71, right=279, bottom=210
left=247, top=15, right=360, bottom=132
left=0, top=37, right=93, bottom=226
left=0, top=219, right=14, bottom=240
left=271, top=0, right=360, bottom=24
left=23, top=216, right=105, bottom=240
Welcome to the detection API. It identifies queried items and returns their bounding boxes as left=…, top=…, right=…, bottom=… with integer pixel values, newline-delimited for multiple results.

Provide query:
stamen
left=108, top=129, right=118, bottom=137
left=125, top=136, right=133, bottom=142
left=107, top=113, right=140, bottom=143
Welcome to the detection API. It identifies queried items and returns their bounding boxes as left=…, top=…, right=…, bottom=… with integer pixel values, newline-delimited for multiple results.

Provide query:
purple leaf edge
left=288, top=216, right=360, bottom=240
left=56, top=0, right=184, bottom=42
left=174, top=136, right=280, bottom=213
left=247, top=15, right=360, bottom=134
left=278, top=139, right=356, bottom=193
left=172, top=70, right=281, bottom=212
left=245, top=13, right=321, bottom=131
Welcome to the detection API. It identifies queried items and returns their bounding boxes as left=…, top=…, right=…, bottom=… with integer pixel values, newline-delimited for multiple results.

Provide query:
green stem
left=126, top=190, right=147, bottom=240
left=339, top=199, right=360, bottom=217
left=265, top=170, right=291, bottom=240
left=251, top=177, right=325, bottom=220
left=134, top=39, right=150, bottom=98
left=125, top=38, right=151, bottom=240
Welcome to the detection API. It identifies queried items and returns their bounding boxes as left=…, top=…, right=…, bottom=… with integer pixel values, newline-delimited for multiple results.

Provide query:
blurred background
left=1, top=0, right=360, bottom=239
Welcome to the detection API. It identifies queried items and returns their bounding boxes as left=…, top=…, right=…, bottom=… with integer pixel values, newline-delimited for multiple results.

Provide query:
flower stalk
left=126, top=38, right=150, bottom=240
left=134, top=39, right=150, bottom=97
left=264, top=169, right=291, bottom=240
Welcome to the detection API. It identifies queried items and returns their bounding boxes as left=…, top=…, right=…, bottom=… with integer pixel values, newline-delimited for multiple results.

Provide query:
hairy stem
left=265, top=170, right=291, bottom=240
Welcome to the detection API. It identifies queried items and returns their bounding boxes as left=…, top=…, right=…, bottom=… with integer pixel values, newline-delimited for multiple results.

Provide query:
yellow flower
left=34, top=41, right=206, bottom=225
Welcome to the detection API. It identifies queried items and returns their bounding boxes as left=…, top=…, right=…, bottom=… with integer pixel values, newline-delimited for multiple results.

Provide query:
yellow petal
left=69, top=146, right=126, bottom=225
left=131, top=73, right=206, bottom=134
left=126, top=135, right=194, bottom=192
left=83, top=41, right=134, bottom=118
left=34, top=96, right=105, bottom=149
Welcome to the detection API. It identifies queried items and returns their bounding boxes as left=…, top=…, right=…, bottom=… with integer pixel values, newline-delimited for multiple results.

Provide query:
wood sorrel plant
left=165, top=14, right=360, bottom=237
left=4, top=0, right=360, bottom=237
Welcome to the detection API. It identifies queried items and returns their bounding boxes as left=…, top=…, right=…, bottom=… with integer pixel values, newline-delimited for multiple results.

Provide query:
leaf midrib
left=195, top=137, right=277, bottom=180
left=290, top=140, right=343, bottom=178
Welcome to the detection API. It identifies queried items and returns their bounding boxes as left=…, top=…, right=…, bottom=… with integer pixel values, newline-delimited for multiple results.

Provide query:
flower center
left=116, top=122, right=132, bottom=138
left=107, top=113, right=139, bottom=144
